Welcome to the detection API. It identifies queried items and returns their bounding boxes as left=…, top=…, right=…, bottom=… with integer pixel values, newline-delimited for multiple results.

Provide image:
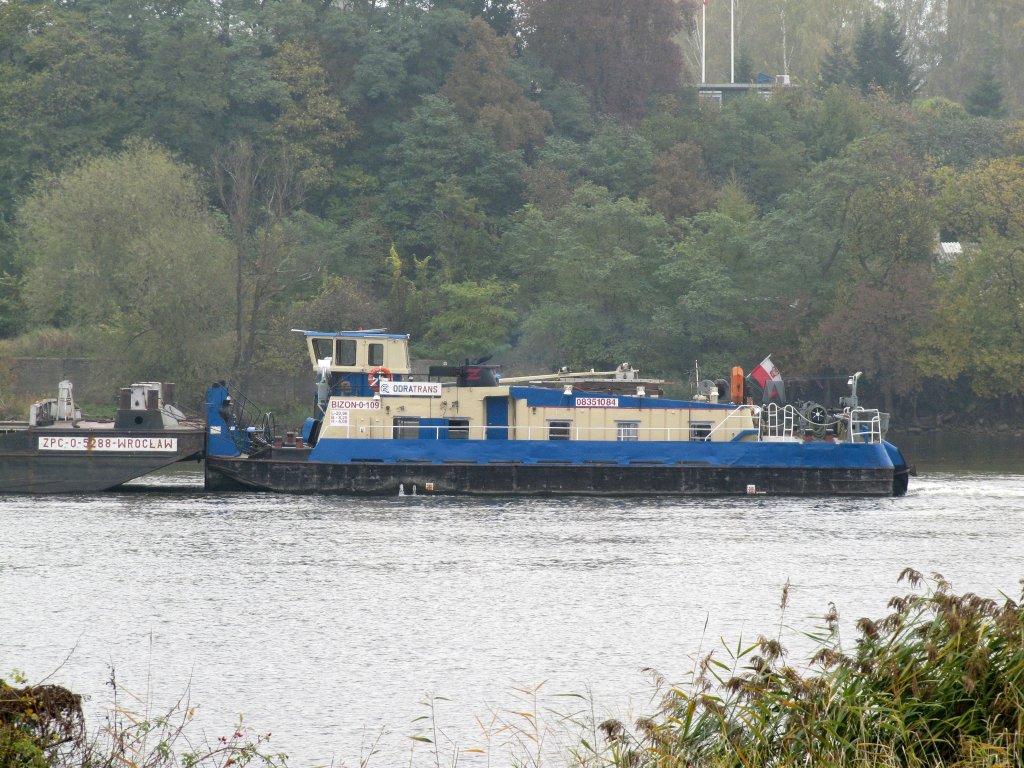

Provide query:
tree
left=423, top=279, right=517, bottom=360
left=930, top=0, right=1024, bottom=118
left=520, top=0, right=686, bottom=121
left=818, top=33, right=852, bottom=90
left=270, top=40, right=355, bottom=190
left=0, top=4, right=137, bottom=217
left=852, top=10, right=919, bottom=102
left=133, top=4, right=233, bottom=164
left=938, top=157, right=1024, bottom=241
left=440, top=17, right=551, bottom=151
left=842, top=177, right=935, bottom=286
left=701, top=91, right=810, bottom=207
left=641, top=142, right=718, bottom=223
left=503, top=184, right=672, bottom=368
left=213, top=141, right=314, bottom=386
left=381, top=95, right=525, bottom=256
left=920, top=236, right=1024, bottom=398
left=810, top=264, right=934, bottom=412
left=321, top=4, right=469, bottom=141
left=18, top=141, right=234, bottom=388
left=964, top=65, right=1007, bottom=118
left=583, top=122, right=655, bottom=199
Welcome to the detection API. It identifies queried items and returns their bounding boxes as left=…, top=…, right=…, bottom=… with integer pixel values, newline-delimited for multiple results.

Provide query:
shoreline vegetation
left=4, top=570, right=1023, bottom=768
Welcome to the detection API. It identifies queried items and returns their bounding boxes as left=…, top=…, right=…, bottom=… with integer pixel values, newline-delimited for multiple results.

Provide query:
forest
left=1, top=0, right=1023, bottom=421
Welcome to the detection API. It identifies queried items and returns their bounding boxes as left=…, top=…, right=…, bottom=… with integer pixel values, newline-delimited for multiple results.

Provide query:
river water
left=2, top=432, right=1024, bottom=767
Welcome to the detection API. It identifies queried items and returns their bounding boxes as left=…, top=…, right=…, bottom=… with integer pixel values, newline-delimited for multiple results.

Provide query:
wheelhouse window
left=368, top=343, right=384, bottom=367
left=448, top=418, right=470, bottom=440
left=336, top=339, right=357, bottom=366
left=690, top=422, right=712, bottom=441
left=312, top=337, right=333, bottom=363
left=616, top=421, right=639, bottom=442
left=548, top=420, right=571, bottom=440
left=393, top=417, right=420, bottom=439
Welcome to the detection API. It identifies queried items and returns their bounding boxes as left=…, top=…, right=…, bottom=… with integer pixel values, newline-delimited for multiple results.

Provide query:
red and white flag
left=750, top=355, right=786, bottom=402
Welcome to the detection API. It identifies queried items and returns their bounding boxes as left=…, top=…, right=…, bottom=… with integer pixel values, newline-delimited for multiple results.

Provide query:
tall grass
left=581, top=569, right=1024, bottom=767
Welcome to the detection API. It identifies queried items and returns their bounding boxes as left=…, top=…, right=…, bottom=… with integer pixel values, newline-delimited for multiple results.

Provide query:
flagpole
left=730, top=0, right=735, bottom=84
left=701, top=1, right=706, bottom=84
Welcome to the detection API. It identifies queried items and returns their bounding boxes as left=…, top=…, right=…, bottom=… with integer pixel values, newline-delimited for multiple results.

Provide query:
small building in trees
left=696, top=76, right=793, bottom=107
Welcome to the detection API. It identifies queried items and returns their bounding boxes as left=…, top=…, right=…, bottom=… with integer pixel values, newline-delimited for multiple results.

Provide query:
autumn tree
left=811, top=264, right=934, bottom=412
left=938, top=157, right=1024, bottom=241
left=440, top=17, right=551, bottom=151
left=520, top=0, right=687, bottom=121
left=641, top=142, right=718, bottom=222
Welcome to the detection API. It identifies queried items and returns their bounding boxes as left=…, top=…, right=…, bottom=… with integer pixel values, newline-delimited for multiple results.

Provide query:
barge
left=204, top=330, right=911, bottom=497
left=0, top=380, right=205, bottom=493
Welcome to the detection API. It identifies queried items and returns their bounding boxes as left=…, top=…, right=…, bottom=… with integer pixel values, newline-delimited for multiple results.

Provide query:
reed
left=579, top=569, right=1024, bottom=768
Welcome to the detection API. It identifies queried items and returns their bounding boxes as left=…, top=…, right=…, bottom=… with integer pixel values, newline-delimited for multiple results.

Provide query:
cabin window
left=548, top=420, right=571, bottom=440
left=312, top=338, right=333, bottom=363
left=393, top=417, right=420, bottom=439
left=368, top=343, right=384, bottom=367
left=336, top=339, right=357, bottom=366
left=690, top=422, right=712, bottom=441
left=448, top=418, right=470, bottom=439
left=616, top=421, right=639, bottom=441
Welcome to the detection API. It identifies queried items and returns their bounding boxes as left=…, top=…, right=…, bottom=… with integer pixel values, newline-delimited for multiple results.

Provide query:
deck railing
left=333, top=420, right=757, bottom=442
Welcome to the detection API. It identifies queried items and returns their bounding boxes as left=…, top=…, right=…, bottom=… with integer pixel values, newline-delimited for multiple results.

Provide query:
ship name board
left=378, top=381, right=442, bottom=397
left=328, top=398, right=382, bottom=411
left=327, top=397, right=381, bottom=427
left=38, top=436, right=179, bottom=451
left=575, top=397, right=619, bottom=408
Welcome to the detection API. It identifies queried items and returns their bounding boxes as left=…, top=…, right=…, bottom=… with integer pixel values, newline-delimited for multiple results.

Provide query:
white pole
left=730, top=0, right=735, bottom=84
left=701, top=1, right=706, bottom=84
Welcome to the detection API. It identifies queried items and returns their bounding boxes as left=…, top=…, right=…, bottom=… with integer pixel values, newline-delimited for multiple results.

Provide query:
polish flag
left=750, top=355, right=786, bottom=402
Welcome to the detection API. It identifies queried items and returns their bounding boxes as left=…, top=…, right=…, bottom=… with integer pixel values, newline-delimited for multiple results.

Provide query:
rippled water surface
left=3, top=433, right=1024, bottom=766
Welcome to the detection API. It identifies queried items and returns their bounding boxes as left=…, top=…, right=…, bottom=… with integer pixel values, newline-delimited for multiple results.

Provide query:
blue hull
left=205, top=438, right=909, bottom=496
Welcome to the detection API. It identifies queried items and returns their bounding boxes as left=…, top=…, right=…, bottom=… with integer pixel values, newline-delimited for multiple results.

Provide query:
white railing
left=700, top=405, right=760, bottom=441
left=845, top=408, right=885, bottom=443
left=331, top=421, right=758, bottom=442
left=761, top=402, right=797, bottom=439
left=757, top=403, right=885, bottom=444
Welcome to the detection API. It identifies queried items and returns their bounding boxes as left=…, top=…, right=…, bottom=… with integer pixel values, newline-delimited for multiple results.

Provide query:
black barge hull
left=0, top=430, right=206, bottom=493
left=206, top=454, right=904, bottom=496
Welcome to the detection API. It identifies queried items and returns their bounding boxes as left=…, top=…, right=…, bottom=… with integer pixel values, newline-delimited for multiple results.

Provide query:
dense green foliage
left=0, top=0, right=1023, bottom=416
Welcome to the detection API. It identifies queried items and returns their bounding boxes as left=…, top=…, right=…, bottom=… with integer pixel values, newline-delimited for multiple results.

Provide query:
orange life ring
left=369, top=366, right=392, bottom=391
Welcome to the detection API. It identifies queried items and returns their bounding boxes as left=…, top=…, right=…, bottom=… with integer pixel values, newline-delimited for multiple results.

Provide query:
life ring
left=368, top=366, right=392, bottom=391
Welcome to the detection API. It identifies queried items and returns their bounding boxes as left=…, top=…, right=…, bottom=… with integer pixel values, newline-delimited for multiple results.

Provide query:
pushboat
left=204, top=330, right=911, bottom=497
left=0, top=380, right=206, bottom=493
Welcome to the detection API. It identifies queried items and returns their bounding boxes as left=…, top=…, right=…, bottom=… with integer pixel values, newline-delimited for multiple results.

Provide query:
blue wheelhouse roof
left=297, top=330, right=410, bottom=340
